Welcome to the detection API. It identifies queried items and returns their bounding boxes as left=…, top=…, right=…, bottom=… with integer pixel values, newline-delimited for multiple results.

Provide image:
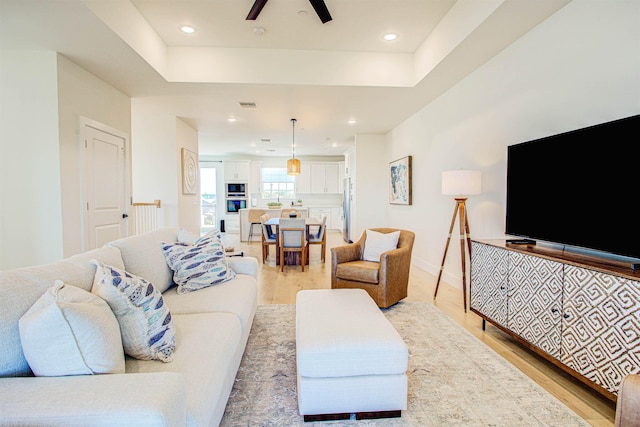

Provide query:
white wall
left=131, top=98, right=179, bottom=228
left=386, top=0, right=640, bottom=290
left=352, top=134, right=388, bottom=240
left=176, top=118, right=200, bottom=234
left=0, top=51, right=63, bottom=269
left=57, top=54, right=131, bottom=256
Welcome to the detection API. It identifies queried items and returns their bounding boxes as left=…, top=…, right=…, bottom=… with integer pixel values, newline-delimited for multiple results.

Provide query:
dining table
left=264, top=217, right=322, bottom=266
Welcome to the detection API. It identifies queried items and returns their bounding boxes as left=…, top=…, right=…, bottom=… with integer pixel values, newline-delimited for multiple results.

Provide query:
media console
left=470, top=239, right=640, bottom=401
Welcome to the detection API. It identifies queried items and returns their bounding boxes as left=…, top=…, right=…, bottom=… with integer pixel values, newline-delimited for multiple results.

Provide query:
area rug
left=220, top=302, right=590, bottom=426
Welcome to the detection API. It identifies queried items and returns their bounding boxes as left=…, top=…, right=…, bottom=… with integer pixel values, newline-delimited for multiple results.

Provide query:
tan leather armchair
left=331, top=228, right=415, bottom=308
left=616, top=374, right=640, bottom=427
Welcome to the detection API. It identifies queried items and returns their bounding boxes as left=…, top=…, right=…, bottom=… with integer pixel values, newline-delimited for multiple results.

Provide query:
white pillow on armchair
left=362, top=230, right=400, bottom=262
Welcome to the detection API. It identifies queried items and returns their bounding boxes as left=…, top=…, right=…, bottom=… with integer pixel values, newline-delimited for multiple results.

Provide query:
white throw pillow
left=18, top=281, right=125, bottom=376
left=177, top=228, right=199, bottom=245
left=362, top=230, right=401, bottom=262
left=91, top=261, right=176, bottom=362
left=162, top=235, right=236, bottom=294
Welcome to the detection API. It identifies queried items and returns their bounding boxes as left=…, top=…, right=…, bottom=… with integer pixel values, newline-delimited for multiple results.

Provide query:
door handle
left=122, top=213, right=129, bottom=219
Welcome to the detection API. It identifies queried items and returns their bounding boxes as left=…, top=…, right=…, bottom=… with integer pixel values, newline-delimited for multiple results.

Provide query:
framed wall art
left=181, top=148, right=199, bottom=195
left=389, top=155, right=412, bottom=205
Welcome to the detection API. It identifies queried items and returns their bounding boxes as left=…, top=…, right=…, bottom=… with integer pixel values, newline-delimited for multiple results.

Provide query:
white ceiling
left=0, top=0, right=572, bottom=157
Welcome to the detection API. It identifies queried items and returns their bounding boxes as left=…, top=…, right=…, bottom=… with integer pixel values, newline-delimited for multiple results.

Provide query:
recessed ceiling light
left=348, top=119, right=357, bottom=125
left=298, top=10, right=308, bottom=16
left=383, top=33, right=398, bottom=41
left=180, top=25, right=196, bottom=34
left=253, top=27, right=265, bottom=36
left=227, top=117, right=237, bottom=123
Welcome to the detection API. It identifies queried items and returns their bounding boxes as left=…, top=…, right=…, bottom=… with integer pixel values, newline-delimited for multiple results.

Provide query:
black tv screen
left=506, top=114, right=640, bottom=260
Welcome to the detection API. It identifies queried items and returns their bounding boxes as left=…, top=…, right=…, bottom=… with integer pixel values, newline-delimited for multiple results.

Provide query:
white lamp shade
left=442, top=170, right=482, bottom=196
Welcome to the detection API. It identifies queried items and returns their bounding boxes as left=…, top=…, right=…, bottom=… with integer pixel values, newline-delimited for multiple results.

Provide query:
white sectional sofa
left=0, top=227, right=258, bottom=427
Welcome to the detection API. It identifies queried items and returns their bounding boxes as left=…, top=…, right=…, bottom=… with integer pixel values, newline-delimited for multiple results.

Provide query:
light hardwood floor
left=222, top=229, right=616, bottom=426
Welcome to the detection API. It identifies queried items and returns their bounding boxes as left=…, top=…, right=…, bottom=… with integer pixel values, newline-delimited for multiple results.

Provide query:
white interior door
left=83, top=122, right=128, bottom=249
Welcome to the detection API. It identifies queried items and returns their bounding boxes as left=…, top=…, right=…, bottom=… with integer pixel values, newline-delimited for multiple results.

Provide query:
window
left=261, top=168, right=295, bottom=200
left=199, top=164, right=217, bottom=231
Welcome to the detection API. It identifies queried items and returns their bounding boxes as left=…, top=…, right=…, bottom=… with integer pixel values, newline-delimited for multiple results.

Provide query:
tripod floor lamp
left=433, top=169, right=482, bottom=312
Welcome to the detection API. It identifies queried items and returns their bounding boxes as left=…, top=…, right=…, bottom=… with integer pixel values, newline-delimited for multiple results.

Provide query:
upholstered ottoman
left=295, top=289, right=408, bottom=421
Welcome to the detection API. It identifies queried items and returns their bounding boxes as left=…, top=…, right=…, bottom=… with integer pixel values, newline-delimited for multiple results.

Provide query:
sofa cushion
left=335, top=260, right=380, bottom=284
left=162, top=273, right=257, bottom=332
left=161, top=236, right=236, bottom=294
left=91, top=261, right=176, bottom=362
left=108, top=227, right=179, bottom=293
left=18, top=281, right=124, bottom=377
left=125, top=312, right=244, bottom=427
left=0, top=246, right=124, bottom=377
left=362, top=229, right=400, bottom=262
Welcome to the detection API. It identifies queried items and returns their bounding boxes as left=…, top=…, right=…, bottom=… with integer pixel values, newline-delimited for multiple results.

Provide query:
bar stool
left=248, top=209, right=266, bottom=242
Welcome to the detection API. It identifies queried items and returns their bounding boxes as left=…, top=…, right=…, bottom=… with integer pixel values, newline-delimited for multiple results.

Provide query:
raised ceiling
left=0, top=0, right=572, bottom=157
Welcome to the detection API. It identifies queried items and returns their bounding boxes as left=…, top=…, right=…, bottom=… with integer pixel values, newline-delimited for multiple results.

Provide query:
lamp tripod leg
left=434, top=201, right=461, bottom=300
left=459, top=201, right=468, bottom=312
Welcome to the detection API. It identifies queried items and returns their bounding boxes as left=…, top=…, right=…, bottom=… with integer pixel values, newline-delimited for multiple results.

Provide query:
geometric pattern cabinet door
left=507, top=252, right=564, bottom=359
left=562, top=265, right=640, bottom=395
left=470, top=242, right=509, bottom=328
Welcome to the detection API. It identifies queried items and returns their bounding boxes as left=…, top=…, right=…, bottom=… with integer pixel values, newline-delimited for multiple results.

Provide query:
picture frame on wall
left=181, top=148, right=199, bottom=195
left=389, top=155, right=412, bottom=205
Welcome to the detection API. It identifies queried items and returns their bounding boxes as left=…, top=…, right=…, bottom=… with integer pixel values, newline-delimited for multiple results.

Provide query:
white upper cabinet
left=310, top=163, right=340, bottom=194
left=224, top=161, right=250, bottom=181
left=296, top=162, right=312, bottom=193
left=249, top=161, right=262, bottom=194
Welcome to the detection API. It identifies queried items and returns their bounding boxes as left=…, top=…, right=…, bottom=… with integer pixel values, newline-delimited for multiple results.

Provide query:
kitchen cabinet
left=250, top=161, right=262, bottom=194
left=224, top=161, right=250, bottom=181
left=296, top=163, right=312, bottom=193
left=311, top=163, right=339, bottom=194
left=331, top=207, right=342, bottom=231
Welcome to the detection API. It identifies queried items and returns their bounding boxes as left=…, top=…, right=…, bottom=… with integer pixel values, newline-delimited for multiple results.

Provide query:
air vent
left=261, top=138, right=271, bottom=143
left=239, top=102, right=257, bottom=108
left=266, top=149, right=276, bottom=152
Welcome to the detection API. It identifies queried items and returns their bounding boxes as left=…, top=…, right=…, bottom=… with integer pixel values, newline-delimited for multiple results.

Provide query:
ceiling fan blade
left=308, top=0, right=332, bottom=23
left=246, top=0, right=268, bottom=20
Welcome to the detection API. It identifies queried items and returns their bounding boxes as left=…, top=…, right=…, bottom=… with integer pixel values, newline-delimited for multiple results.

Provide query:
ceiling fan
left=246, top=0, right=332, bottom=24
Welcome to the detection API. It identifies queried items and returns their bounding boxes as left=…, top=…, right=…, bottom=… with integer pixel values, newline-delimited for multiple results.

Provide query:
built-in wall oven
left=226, top=183, right=246, bottom=198
left=226, top=182, right=247, bottom=213
left=226, top=198, right=247, bottom=213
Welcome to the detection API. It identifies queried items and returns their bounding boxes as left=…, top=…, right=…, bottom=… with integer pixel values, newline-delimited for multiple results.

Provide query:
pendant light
left=287, top=118, right=301, bottom=176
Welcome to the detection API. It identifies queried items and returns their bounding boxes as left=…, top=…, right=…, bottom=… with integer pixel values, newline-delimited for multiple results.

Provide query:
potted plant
left=267, top=202, right=282, bottom=209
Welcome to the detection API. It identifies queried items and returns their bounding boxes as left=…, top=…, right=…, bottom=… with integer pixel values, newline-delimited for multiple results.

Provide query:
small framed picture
left=389, top=156, right=412, bottom=205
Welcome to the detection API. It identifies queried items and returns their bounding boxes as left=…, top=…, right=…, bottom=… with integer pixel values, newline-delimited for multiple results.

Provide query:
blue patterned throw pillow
left=161, top=235, right=236, bottom=294
left=91, top=261, right=176, bottom=362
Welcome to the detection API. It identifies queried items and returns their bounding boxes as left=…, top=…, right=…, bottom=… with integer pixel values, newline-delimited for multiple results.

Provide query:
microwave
left=226, top=183, right=246, bottom=197
left=226, top=198, right=247, bottom=213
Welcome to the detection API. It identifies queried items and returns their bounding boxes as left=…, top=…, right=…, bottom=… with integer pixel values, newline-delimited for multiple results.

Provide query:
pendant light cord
left=291, top=118, right=297, bottom=159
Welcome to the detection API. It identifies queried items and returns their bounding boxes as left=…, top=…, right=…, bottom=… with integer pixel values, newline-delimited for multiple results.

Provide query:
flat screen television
left=505, top=114, right=640, bottom=261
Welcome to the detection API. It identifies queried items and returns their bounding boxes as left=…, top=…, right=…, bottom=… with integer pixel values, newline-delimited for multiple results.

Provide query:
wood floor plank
left=224, top=230, right=616, bottom=426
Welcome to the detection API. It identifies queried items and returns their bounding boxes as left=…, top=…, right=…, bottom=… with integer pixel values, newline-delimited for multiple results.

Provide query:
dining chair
left=260, top=213, right=276, bottom=263
left=248, top=208, right=266, bottom=242
left=278, top=218, right=308, bottom=272
left=308, top=215, right=327, bottom=263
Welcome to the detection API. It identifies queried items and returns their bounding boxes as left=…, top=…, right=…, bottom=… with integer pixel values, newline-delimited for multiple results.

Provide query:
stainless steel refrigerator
left=342, top=177, right=352, bottom=242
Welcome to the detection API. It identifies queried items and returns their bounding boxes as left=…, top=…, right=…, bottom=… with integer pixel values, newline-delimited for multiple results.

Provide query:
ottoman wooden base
left=304, top=410, right=401, bottom=422
left=295, top=289, right=408, bottom=418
